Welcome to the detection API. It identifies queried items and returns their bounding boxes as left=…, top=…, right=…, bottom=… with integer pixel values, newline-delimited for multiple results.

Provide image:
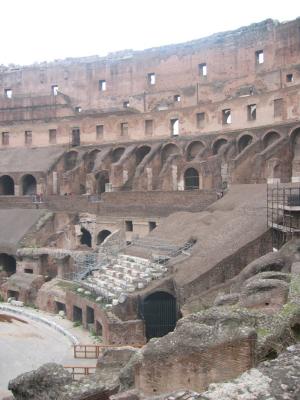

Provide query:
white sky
left=1, top=0, right=299, bottom=65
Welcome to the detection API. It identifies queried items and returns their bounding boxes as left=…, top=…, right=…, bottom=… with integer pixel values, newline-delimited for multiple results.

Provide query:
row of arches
left=0, top=174, right=37, bottom=196
left=80, top=228, right=112, bottom=247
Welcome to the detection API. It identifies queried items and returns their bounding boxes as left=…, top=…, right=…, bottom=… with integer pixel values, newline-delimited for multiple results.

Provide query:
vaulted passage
left=21, top=174, right=37, bottom=195
left=80, top=228, right=92, bottom=247
left=184, top=168, right=200, bottom=190
left=0, top=253, right=16, bottom=277
left=141, top=291, right=177, bottom=340
left=97, top=230, right=111, bottom=245
left=212, top=138, right=228, bottom=155
left=0, top=175, right=14, bottom=195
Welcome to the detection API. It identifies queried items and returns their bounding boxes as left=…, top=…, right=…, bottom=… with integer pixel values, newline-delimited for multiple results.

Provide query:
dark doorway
left=96, top=320, right=103, bottom=336
left=96, top=171, right=109, bottom=195
left=97, top=230, right=111, bottom=245
left=21, top=174, right=37, bottom=195
left=80, top=228, right=92, bottom=247
left=55, top=301, right=66, bottom=313
left=86, top=306, right=95, bottom=329
left=184, top=168, right=199, bottom=190
left=141, top=291, right=177, bottom=340
left=64, top=151, right=78, bottom=171
left=71, top=128, right=80, bottom=147
left=73, top=305, right=83, bottom=323
left=7, top=290, right=19, bottom=300
left=212, top=139, right=228, bottom=155
left=0, top=253, right=16, bottom=276
left=0, top=175, right=15, bottom=195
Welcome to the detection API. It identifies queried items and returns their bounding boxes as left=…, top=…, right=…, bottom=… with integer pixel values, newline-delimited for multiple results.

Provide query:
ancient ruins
left=1, top=16, right=300, bottom=399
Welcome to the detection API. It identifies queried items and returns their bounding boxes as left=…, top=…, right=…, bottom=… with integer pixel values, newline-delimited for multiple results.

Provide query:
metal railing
left=64, top=365, right=96, bottom=380
left=73, top=343, right=143, bottom=359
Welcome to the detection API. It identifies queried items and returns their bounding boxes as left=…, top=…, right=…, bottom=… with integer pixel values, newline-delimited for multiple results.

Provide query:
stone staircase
left=82, top=254, right=168, bottom=304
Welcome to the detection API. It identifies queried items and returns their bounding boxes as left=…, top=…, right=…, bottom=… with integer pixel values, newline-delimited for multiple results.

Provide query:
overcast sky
left=1, top=0, right=299, bottom=65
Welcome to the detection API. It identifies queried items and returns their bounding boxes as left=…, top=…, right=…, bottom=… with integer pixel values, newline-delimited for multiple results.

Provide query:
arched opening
left=238, top=135, right=253, bottom=153
left=212, top=138, right=228, bottom=155
left=111, top=147, right=125, bottom=163
left=141, top=291, right=177, bottom=340
left=0, top=175, right=15, bottom=195
left=96, top=171, right=109, bottom=195
left=292, top=323, right=300, bottom=341
left=21, top=174, right=37, bottom=195
left=186, top=141, right=205, bottom=161
left=97, top=230, right=112, bottom=245
left=0, top=253, right=16, bottom=277
left=80, top=228, right=92, bottom=247
left=136, top=146, right=151, bottom=165
left=64, top=151, right=78, bottom=171
left=184, top=168, right=200, bottom=190
left=85, top=149, right=101, bottom=173
left=263, top=131, right=280, bottom=149
left=291, top=128, right=300, bottom=181
left=161, top=143, right=180, bottom=164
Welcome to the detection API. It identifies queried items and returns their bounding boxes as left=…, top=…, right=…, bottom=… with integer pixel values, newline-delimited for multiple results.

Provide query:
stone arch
left=21, top=174, right=37, bottom=195
left=262, top=131, right=280, bottom=149
left=237, top=134, right=253, bottom=153
left=136, top=145, right=151, bottom=165
left=95, top=171, right=109, bottom=194
left=64, top=150, right=78, bottom=171
left=0, top=253, right=16, bottom=277
left=0, top=175, right=15, bottom=195
left=111, top=147, right=125, bottom=163
left=141, top=291, right=177, bottom=340
left=161, top=143, right=180, bottom=164
left=184, top=168, right=200, bottom=190
left=85, top=149, right=101, bottom=173
left=97, top=230, right=112, bottom=245
left=80, top=227, right=92, bottom=247
left=212, top=138, right=228, bottom=155
left=186, top=141, right=205, bottom=161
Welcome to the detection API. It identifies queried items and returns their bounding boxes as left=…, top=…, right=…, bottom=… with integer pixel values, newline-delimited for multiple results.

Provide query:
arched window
left=212, top=139, right=228, bottom=155
left=0, top=175, right=15, bottom=195
left=111, top=147, right=125, bottom=163
left=97, top=230, right=112, bottom=245
left=238, top=135, right=253, bottom=153
left=263, top=131, right=280, bottom=149
left=136, top=146, right=151, bottom=165
left=80, top=228, right=92, bottom=247
left=186, top=141, right=205, bottom=161
left=184, top=168, right=199, bottom=190
left=21, top=174, right=37, bottom=195
left=161, top=143, right=180, bottom=164
left=141, top=291, right=177, bottom=340
left=64, top=151, right=78, bottom=171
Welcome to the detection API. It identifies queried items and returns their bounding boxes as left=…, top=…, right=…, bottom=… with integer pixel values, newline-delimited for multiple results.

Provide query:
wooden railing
left=73, top=343, right=143, bottom=359
left=64, top=366, right=96, bottom=380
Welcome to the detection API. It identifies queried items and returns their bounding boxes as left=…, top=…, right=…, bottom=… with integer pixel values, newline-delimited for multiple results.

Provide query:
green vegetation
left=73, top=321, right=82, bottom=327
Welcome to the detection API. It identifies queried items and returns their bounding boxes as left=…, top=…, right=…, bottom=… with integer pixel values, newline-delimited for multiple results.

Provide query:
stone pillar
left=15, top=184, right=20, bottom=196
left=123, top=169, right=128, bottom=184
left=146, top=168, right=152, bottom=191
left=172, top=165, right=178, bottom=191
left=52, top=171, right=58, bottom=195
